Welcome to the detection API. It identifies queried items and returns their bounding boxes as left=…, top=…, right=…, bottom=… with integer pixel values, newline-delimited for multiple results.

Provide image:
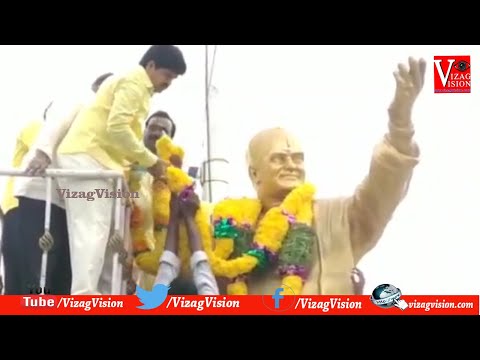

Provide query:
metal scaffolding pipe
left=0, top=167, right=128, bottom=295
left=0, top=168, right=123, bottom=179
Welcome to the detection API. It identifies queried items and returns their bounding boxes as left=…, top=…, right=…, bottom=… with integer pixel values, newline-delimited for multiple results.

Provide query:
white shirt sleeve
left=33, top=100, right=84, bottom=160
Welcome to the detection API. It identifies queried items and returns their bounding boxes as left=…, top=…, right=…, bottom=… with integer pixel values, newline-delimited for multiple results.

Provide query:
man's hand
left=169, top=154, right=183, bottom=169
left=389, top=57, right=427, bottom=119
left=25, top=150, right=51, bottom=176
left=178, top=190, right=200, bottom=219
left=147, top=159, right=167, bottom=181
left=169, top=193, right=181, bottom=218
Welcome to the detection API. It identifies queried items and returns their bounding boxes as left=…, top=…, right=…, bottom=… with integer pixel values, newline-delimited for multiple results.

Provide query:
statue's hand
left=351, top=268, right=365, bottom=295
left=390, top=57, right=427, bottom=114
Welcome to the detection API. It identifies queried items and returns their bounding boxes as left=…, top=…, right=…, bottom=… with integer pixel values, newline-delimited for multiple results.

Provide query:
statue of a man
left=211, top=57, right=426, bottom=295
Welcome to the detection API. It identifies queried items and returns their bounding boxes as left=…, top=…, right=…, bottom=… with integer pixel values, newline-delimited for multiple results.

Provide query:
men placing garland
left=130, top=130, right=219, bottom=295
left=56, top=45, right=187, bottom=295
left=209, top=57, right=426, bottom=295
left=130, top=111, right=176, bottom=292
left=153, top=191, right=219, bottom=295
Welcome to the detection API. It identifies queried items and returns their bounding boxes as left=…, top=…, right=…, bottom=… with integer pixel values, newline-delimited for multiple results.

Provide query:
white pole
left=39, top=176, right=53, bottom=292
left=201, top=45, right=230, bottom=204
left=121, top=205, right=133, bottom=294
left=111, top=177, right=123, bottom=295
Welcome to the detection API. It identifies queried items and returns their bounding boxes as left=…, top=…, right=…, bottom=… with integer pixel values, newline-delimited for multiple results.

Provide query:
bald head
left=246, top=128, right=303, bottom=167
left=246, top=127, right=305, bottom=199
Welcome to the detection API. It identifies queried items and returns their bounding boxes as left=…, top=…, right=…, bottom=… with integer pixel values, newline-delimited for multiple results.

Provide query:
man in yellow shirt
left=0, top=103, right=50, bottom=294
left=23, top=73, right=114, bottom=177
left=56, top=45, right=187, bottom=295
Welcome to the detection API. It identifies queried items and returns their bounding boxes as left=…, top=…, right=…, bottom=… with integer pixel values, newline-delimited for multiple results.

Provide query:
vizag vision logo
left=433, top=55, right=471, bottom=93
left=370, top=284, right=408, bottom=311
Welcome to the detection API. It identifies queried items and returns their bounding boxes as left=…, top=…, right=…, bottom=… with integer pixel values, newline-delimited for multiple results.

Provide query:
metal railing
left=0, top=168, right=132, bottom=295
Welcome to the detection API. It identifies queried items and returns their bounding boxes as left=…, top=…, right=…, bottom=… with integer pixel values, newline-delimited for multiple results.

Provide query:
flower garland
left=128, top=135, right=318, bottom=296
left=209, top=184, right=317, bottom=295
left=127, top=167, right=155, bottom=255
left=130, top=135, right=211, bottom=277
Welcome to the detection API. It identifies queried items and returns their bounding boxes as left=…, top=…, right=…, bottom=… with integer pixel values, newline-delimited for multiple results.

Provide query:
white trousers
left=155, top=250, right=220, bottom=295
left=57, top=154, right=115, bottom=295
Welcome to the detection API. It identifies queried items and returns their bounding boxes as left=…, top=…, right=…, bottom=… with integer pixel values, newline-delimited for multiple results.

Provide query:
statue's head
left=246, top=127, right=305, bottom=201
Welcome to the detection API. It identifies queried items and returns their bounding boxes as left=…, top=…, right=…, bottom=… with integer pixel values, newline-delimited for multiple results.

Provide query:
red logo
left=433, top=56, right=471, bottom=93
left=262, top=284, right=296, bottom=312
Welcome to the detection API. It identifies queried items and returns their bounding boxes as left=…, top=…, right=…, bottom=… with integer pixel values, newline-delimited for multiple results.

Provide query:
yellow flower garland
left=208, top=183, right=316, bottom=295
left=130, top=136, right=211, bottom=277
left=128, top=135, right=317, bottom=296
left=126, top=166, right=149, bottom=254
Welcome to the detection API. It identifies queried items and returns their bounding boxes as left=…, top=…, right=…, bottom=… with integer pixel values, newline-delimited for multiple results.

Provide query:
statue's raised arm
left=348, top=57, right=426, bottom=264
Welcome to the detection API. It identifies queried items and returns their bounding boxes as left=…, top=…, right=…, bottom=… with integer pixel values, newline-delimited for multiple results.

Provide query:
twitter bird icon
left=136, top=284, right=170, bottom=310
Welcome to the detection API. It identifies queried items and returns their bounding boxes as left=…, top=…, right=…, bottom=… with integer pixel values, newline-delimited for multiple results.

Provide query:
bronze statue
left=210, top=57, right=426, bottom=295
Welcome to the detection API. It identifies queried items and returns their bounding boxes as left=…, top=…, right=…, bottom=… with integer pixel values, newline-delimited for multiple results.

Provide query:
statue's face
left=249, top=130, right=305, bottom=196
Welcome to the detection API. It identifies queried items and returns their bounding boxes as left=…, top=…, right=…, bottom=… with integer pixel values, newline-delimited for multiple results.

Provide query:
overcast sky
left=0, top=45, right=478, bottom=296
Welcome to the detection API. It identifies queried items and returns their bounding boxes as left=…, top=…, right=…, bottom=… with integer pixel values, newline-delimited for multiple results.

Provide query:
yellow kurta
left=57, top=66, right=157, bottom=171
left=1, top=120, right=43, bottom=214
left=248, top=135, right=419, bottom=295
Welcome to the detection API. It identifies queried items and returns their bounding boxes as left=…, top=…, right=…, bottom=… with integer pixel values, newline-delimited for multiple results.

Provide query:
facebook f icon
left=272, top=288, right=284, bottom=309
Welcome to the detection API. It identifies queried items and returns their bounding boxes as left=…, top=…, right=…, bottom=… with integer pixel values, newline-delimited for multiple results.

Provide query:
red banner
left=0, top=295, right=477, bottom=315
